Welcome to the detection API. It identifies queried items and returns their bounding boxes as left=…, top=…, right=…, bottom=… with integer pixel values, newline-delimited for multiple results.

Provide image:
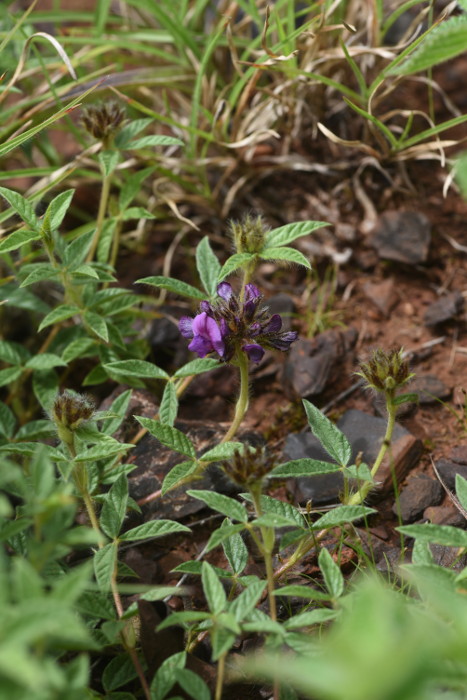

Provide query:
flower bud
left=81, top=101, right=125, bottom=144
left=357, top=348, right=413, bottom=397
left=229, top=214, right=268, bottom=255
left=51, top=391, right=95, bottom=447
left=223, top=444, right=273, bottom=488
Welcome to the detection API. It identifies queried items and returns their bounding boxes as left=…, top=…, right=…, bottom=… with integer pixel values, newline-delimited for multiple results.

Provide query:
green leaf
left=32, top=368, right=59, bottom=410
left=273, top=585, right=331, bottom=601
left=0, top=339, right=30, bottom=365
left=127, top=135, right=183, bottom=149
left=159, top=381, right=178, bottom=427
left=150, top=650, right=186, bottom=700
left=175, top=668, right=210, bottom=700
left=62, top=230, right=94, bottom=266
left=115, top=118, right=153, bottom=148
left=38, top=304, right=80, bottom=331
left=230, top=579, right=266, bottom=621
left=119, top=166, right=156, bottom=210
left=173, top=357, right=220, bottom=378
left=103, top=653, right=138, bottom=692
left=202, top=561, right=226, bottom=614
left=100, top=474, right=129, bottom=539
left=72, top=264, right=99, bottom=279
left=25, top=353, right=67, bottom=370
left=260, top=246, right=311, bottom=269
left=222, top=521, right=248, bottom=574
left=94, top=542, right=117, bottom=592
left=100, top=388, right=132, bottom=436
left=196, top=236, right=222, bottom=298
left=456, top=474, right=467, bottom=512
left=0, top=186, right=38, bottom=229
left=254, top=494, right=305, bottom=528
left=218, top=253, right=255, bottom=281
left=76, top=591, right=116, bottom=620
left=264, top=221, right=328, bottom=248
left=83, top=311, right=109, bottom=342
left=74, top=437, right=134, bottom=463
left=162, top=460, right=198, bottom=495
left=104, top=359, right=169, bottom=380
left=303, top=399, right=351, bottom=466
left=119, top=519, right=190, bottom=541
left=0, top=229, right=41, bottom=253
left=121, top=206, right=155, bottom=220
left=312, top=505, right=375, bottom=530
left=318, top=547, right=344, bottom=598
left=45, top=188, right=74, bottom=230
left=397, top=523, right=467, bottom=547
left=206, top=523, right=247, bottom=552
left=199, top=441, right=245, bottom=463
left=0, top=366, right=22, bottom=387
left=391, top=16, right=467, bottom=75
left=253, top=513, right=299, bottom=528
left=61, top=337, right=96, bottom=363
left=20, top=263, right=58, bottom=287
left=0, top=403, right=16, bottom=437
left=136, top=275, right=205, bottom=300
left=135, top=417, right=196, bottom=457
left=284, top=608, right=338, bottom=629
left=187, top=489, right=247, bottom=522
left=99, top=149, right=120, bottom=177
left=270, top=458, right=342, bottom=478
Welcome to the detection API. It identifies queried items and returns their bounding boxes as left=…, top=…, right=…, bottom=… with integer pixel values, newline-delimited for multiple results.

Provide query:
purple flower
left=179, top=311, right=225, bottom=358
left=179, top=282, right=297, bottom=363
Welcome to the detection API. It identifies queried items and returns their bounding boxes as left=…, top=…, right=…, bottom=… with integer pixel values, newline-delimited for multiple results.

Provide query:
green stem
left=215, top=651, right=227, bottom=700
left=87, top=170, right=112, bottom=263
left=221, top=352, right=249, bottom=444
left=347, top=394, right=397, bottom=506
left=250, top=486, right=277, bottom=622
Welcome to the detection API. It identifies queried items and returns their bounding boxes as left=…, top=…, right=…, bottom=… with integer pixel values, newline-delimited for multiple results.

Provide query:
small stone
left=429, top=544, right=467, bottom=569
left=283, top=328, right=357, bottom=398
left=434, top=459, right=467, bottom=491
left=423, top=291, right=464, bottom=326
left=409, top=374, right=451, bottom=404
left=363, top=278, right=398, bottom=316
left=371, top=210, right=431, bottom=264
left=267, top=293, right=295, bottom=331
left=449, top=444, right=467, bottom=465
left=393, top=474, right=444, bottom=523
left=423, top=504, right=466, bottom=528
left=283, top=409, right=422, bottom=505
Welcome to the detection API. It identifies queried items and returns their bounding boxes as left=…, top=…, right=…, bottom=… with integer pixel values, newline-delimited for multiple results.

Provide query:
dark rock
left=429, top=544, right=467, bottom=570
left=423, top=291, right=464, bottom=326
left=449, top=444, right=467, bottom=465
left=267, top=292, right=296, bottom=331
left=393, top=474, right=444, bottom=523
left=408, top=374, right=451, bottom=404
left=423, top=504, right=466, bottom=528
left=434, top=459, right=467, bottom=491
left=363, top=278, right=399, bottom=316
left=283, top=328, right=357, bottom=398
left=283, top=408, right=423, bottom=505
left=371, top=210, right=431, bottom=264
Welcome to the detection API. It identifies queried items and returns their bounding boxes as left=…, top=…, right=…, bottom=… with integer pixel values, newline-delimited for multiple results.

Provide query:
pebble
left=423, top=290, right=464, bottom=326
left=371, top=210, right=431, bottom=264
left=393, top=474, right=444, bottom=523
left=362, top=277, right=399, bottom=316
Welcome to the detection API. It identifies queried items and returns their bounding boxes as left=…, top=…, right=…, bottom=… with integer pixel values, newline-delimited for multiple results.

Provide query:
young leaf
left=135, top=416, right=196, bottom=458
left=187, top=489, right=248, bottom=522
left=391, top=16, right=467, bottom=75
left=260, top=246, right=311, bottom=269
left=229, top=579, right=266, bottom=621
left=38, top=304, right=80, bottom=331
left=397, top=523, right=467, bottom=547
left=149, top=650, right=186, bottom=700
left=159, top=381, right=178, bottom=427
left=25, top=353, right=67, bottom=370
left=100, top=474, right=129, bottom=539
left=173, top=357, right=220, bottom=378
left=0, top=403, right=16, bottom=438
left=136, top=275, right=205, bottom=300
left=119, top=519, right=190, bottom=541
left=115, top=118, right=153, bottom=148
left=102, top=653, right=138, bottom=692
left=264, top=221, right=328, bottom=248
left=161, top=460, right=198, bottom=495
left=199, top=441, right=246, bottom=463
left=196, top=236, right=222, bottom=298
left=0, top=229, right=41, bottom=253
left=100, top=388, right=132, bottom=436
left=61, top=337, right=96, bottom=363
left=456, top=474, right=467, bottom=512
left=119, top=166, right=155, bottom=210
left=205, top=523, right=247, bottom=552
left=202, top=561, right=226, bottom=615
left=98, top=149, right=120, bottom=177
left=283, top=608, right=338, bottom=629
left=94, top=542, right=117, bottom=592
left=104, top=359, right=169, bottom=380
left=303, top=399, right=351, bottom=466
left=0, top=186, right=38, bottom=229
left=218, top=253, right=255, bottom=281
left=127, top=134, right=183, bottom=149
left=243, top=493, right=304, bottom=527
left=20, top=263, right=58, bottom=287
left=83, top=310, right=109, bottom=342
left=45, top=189, right=74, bottom=230
left=270, top=458, right=341, bottom=478
left=175, top=668, right=210, bottom=700
left=318, top=547, right=344, bottom=598
left=74, top=436, right=134, bottom=462
left=222, top=521, right=249, bottom=574
left=312, top=505, right=376, bottom=530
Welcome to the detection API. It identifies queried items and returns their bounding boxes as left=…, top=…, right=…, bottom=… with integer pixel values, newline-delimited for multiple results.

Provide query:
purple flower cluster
left=179, top=282, right=298, bottom=363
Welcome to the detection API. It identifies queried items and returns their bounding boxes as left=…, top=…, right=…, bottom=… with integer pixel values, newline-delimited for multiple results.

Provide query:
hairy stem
left=221, top=352, right=249, bottom=444
left=87, top=170, right=112, bottom=263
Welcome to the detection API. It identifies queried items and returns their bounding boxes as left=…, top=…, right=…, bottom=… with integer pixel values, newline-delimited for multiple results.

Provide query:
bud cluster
left=223, top=445, right=274, bottom=488
left=229, top=214, right=267, bottom=255
left=81, top=101, right=125, bottom=144
left=357, top=348, right=414, bottom=396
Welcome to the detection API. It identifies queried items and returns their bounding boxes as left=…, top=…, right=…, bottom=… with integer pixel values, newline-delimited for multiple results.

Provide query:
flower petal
left=179, top=317, right=194, bottom=338
left=188, top=335, right=214, bottom=358
left=217, top=282, right=233, bottom=301
left=244, top=284, right=260, bottom=302
left=243, top=343, right=264, bottom=363
left=263, top=314, right=282, bottom=334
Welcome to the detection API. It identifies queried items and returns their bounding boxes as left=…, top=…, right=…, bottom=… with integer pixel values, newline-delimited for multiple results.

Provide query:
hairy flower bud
left=51, top=391, right=95, bottom=448
left=81, top=101, right=125, bottom=144
left=229, top=214, right=268, bottom=255
left=357, top=348, right=414, bottom=396
left=223, top=445, right=274, bottom=488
